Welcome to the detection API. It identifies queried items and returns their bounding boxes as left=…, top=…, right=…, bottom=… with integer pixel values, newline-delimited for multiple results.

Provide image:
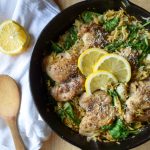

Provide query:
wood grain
left=41, top=0, right=150, bottom=150
left=6, top=118, right=26, bottom=150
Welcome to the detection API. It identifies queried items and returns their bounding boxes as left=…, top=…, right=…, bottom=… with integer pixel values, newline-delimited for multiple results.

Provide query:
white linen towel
left=0, top=0, right=60, bottom=150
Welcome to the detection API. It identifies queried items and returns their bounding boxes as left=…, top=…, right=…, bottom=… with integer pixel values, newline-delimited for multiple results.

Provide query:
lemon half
left=0, top=20, right=30, bottom=55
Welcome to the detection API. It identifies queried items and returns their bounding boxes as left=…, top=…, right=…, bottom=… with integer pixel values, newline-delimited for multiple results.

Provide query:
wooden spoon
left=0, top=75, right=26, bottom=150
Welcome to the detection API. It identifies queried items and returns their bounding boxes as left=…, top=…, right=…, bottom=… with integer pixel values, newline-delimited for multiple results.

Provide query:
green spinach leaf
left=51, top=41, right=64, bottom=53
left=57, top=102, right=81, bottom=125
left=64, top=102, right=75, bottom=119
left=103, top=17, right=119, bottom=32
left=109, top=119, right=129, bottom=139
left=105, top=40, right=124, bottom=52
left=81, top=11, right=101, bottom=23
left=108, top=89, right=119, bottom=104
left=108, top=119, right=139, bottom=140
left=58, top=109, right=66, bottom=121
left=64, top=27, right=78, bottom=50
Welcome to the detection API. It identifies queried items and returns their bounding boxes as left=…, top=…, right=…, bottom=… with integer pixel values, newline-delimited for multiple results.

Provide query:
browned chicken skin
left=118, top=47, right=139, bottom=71
left=45, top=53, right=78, bottom=83
left=51, top=75, right=85, bottom=101
left=44, top=52, right=85, bottom=101
left=124, top=81, right=150, bottom=123
left=79, top=91, right=115, bottom=136
left=79, top=23, right=108, bottom=49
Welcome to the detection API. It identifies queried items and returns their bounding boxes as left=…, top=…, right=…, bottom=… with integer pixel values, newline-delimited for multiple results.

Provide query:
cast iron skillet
left=29, top=0, right=150, bottom=149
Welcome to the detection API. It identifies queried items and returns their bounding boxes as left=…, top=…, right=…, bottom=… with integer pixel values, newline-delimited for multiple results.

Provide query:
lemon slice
left=78, top=48, right=107, bottom=76
left=0, top=20, right=30, bottom=55
left=94, top=54, right=131, bottom=82
left=85, top=70, right=118, bottom=95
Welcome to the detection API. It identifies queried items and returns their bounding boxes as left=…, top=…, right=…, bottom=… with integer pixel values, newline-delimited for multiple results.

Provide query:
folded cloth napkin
left=0, top=0, right=60, bottom=150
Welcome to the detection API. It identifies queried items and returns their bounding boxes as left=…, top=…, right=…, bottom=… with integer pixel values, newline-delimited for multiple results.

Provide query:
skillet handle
left=121, top=0, right=131, bottom=7
left=121, top=0, right=150, bottom=19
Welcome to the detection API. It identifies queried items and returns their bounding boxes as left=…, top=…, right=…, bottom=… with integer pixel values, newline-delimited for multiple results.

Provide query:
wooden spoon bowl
left=0, top=75, right=25, bottom=150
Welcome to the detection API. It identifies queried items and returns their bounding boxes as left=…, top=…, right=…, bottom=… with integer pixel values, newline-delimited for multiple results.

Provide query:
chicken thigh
left=124, top=81, right=150, bottom=123
left=79, top=91, right=115, bottom=136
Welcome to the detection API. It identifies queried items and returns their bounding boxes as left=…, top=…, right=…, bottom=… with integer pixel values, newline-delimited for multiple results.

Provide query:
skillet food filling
left=43, top=10, right=150, bottom=142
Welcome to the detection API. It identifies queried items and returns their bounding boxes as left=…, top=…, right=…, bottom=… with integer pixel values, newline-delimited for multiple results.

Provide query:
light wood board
left=41, top=0, right=150, bottom=150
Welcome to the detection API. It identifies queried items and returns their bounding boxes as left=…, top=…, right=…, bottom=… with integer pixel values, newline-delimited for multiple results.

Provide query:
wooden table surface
left=41, top=0, right=150, bottom=150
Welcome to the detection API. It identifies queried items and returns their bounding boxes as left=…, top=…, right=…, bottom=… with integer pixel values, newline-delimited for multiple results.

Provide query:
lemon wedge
left=94, top=54, right=131, bottom=82
left=78, top=48, right=107, bottom=76
left=85, top=70, right=118, bottom=95
left=0, top=20, right=30, bottom=55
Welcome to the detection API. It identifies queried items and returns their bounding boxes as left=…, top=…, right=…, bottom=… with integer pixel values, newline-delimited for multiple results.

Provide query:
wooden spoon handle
left=6, top=117, right=26, bottom=150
